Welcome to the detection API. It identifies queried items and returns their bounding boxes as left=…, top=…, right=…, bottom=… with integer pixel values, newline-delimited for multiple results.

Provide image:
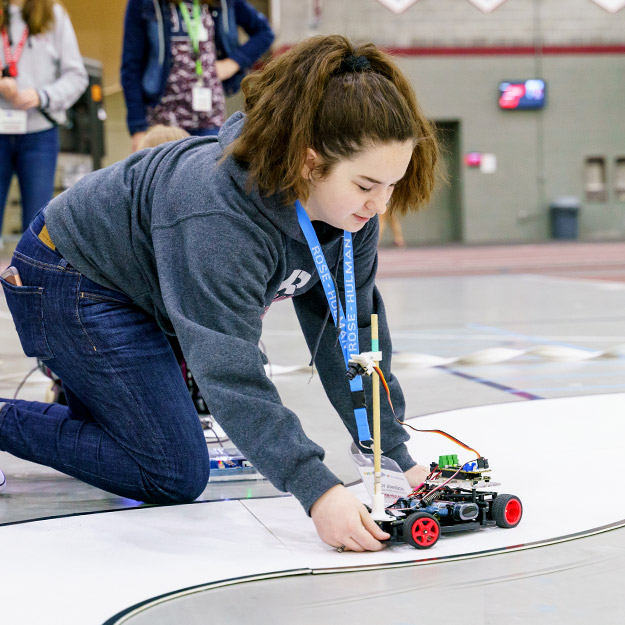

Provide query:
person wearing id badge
left=181, top=0, right=213, bottom=115
left=0, top=0, right=87, bottom=243
left=0, top=35, right=440, bottom=552
left=121, top=0, right=274, bottom=152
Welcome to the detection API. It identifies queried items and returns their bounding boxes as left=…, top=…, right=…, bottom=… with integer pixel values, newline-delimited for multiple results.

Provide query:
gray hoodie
left=0, top=4, right=87, bottom=132
left=45, top=112, right=416, bottom=513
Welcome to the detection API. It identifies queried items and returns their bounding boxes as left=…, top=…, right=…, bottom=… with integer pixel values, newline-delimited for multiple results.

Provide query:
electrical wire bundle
left=373, top=364, right=483, bottom=504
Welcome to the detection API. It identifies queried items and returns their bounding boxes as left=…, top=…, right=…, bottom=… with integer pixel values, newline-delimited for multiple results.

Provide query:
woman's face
left=301, top=140, right=414, bottom=232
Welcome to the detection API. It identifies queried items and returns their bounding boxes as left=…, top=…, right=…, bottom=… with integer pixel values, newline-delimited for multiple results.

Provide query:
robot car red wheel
left=403, top=512, right=441, bottom=549
left=491, top=494, right=523, bottom=528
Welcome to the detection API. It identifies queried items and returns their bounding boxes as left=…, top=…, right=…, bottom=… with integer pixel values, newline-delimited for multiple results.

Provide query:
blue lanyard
left=295, top=200, right=372, bottom=444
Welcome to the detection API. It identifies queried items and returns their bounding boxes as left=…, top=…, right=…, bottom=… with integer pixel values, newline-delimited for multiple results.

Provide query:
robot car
left=376, top=454, right=523, bottom=549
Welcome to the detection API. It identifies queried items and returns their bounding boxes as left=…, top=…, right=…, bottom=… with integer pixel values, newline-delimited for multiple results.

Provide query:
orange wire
left=373, top=365, right=481, bottom=458
left=374, top=365, right=393, bottom=411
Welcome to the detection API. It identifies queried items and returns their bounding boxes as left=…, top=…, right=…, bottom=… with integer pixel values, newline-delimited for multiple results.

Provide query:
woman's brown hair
left=230, top=34, right=440, bottom=216
left=1, top=0, right=56, bottom=36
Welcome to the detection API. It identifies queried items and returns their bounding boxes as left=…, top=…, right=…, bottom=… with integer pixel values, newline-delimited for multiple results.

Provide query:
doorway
left=381, top=120, right=462, bottom=246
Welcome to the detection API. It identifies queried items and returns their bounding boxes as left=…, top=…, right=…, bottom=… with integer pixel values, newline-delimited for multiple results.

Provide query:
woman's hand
left=310, top=484, right=390, bottom=552
left=0, top=78, right=18, bottom=103
left=12, top=88, right=40, bottom=110
left=215, top=58, right=240, bottom=82
left=405, top=463, right=431, bottom=488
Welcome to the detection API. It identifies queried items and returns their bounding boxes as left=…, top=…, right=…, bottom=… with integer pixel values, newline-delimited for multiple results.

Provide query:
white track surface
left=1, top=393, right=624, bottom=625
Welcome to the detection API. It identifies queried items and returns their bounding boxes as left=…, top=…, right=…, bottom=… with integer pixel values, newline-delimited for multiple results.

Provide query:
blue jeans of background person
left=188, top=127, right=219, bottom=137
left=0, top=127, right=59, bottom=233
left=0, top=210, right=210, bottom=503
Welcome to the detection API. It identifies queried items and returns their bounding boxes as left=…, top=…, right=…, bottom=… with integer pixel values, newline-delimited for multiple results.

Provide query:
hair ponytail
left=229, top=35, right=440, bottom=215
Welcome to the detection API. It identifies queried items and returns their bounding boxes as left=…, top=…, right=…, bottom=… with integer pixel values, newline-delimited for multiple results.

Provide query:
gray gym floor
left=2, top=239, right=625, bottom=623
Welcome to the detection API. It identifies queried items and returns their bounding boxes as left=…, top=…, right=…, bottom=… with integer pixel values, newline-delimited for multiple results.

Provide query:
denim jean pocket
left=0, top=278, right=53, bottom=359
left=79, top=274, right=133, bottom=305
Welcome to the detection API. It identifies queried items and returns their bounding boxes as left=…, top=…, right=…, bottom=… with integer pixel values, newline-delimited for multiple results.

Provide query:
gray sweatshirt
left=0, top=3, right=88, bottom=132
left=45, top=112, right=416, bottom=513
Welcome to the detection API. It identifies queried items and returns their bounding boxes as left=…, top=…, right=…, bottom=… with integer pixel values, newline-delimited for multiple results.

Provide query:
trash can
left=549, top=197, right=580, bottom=240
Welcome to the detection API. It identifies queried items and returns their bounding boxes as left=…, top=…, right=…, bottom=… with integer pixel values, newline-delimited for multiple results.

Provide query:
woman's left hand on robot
left=405, top=464, right=431, bottom=488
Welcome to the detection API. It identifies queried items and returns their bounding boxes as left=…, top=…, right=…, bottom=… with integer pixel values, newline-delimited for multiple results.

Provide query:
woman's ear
left=301, top=148, right=319, bottom=180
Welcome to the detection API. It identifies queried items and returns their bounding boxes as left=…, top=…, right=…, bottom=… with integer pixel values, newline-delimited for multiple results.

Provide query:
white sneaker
left=0, top=468, right=6, bottom=493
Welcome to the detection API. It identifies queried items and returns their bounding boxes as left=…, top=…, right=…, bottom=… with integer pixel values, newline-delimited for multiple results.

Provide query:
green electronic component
left=438, top=454, right=459, bottom=468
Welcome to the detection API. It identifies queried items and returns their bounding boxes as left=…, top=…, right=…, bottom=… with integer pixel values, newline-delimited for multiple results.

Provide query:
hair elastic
left=338, top=54, right=370, bottom=74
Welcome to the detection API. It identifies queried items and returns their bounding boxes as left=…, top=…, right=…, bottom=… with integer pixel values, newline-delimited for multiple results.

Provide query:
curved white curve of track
left=1, top=393, right=624, bottom=625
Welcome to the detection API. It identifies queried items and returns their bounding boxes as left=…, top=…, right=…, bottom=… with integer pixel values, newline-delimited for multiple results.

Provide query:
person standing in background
left=0, top=0, right=87, bottom=246
left=121, top=0, right=274, bottom=153
left=379, top=212, right=406, bottom=248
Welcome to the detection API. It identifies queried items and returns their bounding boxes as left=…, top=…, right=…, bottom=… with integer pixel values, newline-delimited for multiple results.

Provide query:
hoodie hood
left=217, top=112, right=343, bottom=246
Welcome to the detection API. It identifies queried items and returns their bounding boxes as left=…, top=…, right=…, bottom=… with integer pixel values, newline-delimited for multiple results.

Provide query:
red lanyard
left=2, top=26, right=29, bottom=78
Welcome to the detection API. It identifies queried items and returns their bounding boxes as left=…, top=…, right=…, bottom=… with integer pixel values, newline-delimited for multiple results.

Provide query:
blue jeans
left=188, top=127, right=219, bottom=137
left=0, top=127, right=59, bottom=233
left=0, top=210, right=210, bottom=503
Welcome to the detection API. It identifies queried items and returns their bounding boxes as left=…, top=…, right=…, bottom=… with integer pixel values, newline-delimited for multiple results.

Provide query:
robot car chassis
left=376, top=455, right=523, bottom=549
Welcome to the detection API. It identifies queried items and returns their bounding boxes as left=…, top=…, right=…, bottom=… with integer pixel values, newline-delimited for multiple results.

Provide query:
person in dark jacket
left=121, top=0, right=273, bottom=152
left=0, top=35, right=439, bottom=552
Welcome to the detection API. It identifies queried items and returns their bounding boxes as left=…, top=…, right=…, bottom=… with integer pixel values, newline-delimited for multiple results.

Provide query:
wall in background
left=4, top=0, right=623, bottom=244
left=63, top=1, right=127, bottom=91
left=279, top=0, right=625, bottom=244
left=278, top=0, right=625, bottom=48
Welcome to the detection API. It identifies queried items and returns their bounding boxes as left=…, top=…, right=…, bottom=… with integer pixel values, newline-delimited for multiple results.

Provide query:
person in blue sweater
left=121, top=0, right=274, bottom=152
left=0, top=35, right=440, bottom=552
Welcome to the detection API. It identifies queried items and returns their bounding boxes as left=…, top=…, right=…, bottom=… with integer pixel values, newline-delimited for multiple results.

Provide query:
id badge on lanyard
left=192, top=84, right=212, bottom=112
left=1, top=26, right=31, bottom=133
left=0, top=109, right=27, bottom=134
left=295, top=200, right=373, bottom=445
left=179, top=0, right=212, bottom=112
left=2, top=26, right=29, bottom=78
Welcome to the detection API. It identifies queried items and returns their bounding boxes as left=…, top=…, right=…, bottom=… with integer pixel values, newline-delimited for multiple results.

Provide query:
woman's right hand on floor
left=310, top=484, right=390, bottom=552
